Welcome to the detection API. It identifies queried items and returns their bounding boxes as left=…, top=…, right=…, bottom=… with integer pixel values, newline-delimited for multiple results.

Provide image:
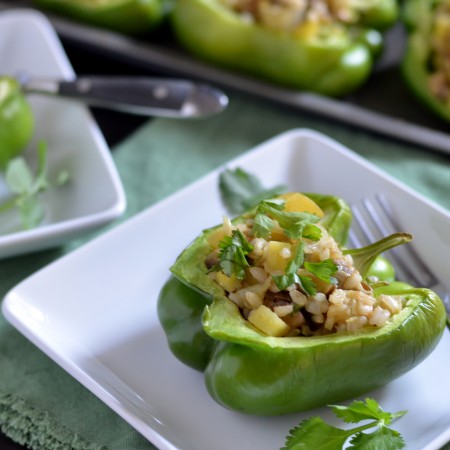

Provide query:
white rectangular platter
left=3, top=129, right=450, bottom=450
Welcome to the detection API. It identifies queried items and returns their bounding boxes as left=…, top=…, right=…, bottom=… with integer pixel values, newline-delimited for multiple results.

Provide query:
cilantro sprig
left=219, top=167, right=287, bottom=214
left=254, top=198, right=321, bottom=240
left=282, top=398, right=407, bottom=450
left=273, top=241, right=316, bottom=294
left=304, top=259, right=338, bottom=285
left=216, top=229, right=254, bottom=280
left=0, top=140, right=69, bottom=230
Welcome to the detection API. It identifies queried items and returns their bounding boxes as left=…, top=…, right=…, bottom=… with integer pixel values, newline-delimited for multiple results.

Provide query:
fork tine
left=349, top=195, right=437, bottom=288
left=349, top=195, right=450, bottom=323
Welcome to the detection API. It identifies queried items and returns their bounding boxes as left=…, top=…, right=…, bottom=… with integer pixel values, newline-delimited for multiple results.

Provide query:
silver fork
left=348, top=194, right=450, bottom=324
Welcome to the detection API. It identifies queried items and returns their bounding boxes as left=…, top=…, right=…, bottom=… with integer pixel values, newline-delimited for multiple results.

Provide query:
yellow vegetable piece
left=248, top=305, right=291, bottom=337
left=207, top=227, right=228, bottom=248
left=280, top=192, right=324, bottom=217
left=263, top=241, right=292, bottom=273
left=216, top=271, right=239, bottom=292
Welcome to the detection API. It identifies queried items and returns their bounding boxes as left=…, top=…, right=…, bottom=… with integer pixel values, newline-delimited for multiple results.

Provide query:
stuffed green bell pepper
left=402, top=0, right=450, bottom=123
left=0, top=77, right=34, bottom=171
left=33, top=0, right=165, bottom=34
left=158, top=192, right=446, bottom=416
left=170, top=0, right=399, bottom=96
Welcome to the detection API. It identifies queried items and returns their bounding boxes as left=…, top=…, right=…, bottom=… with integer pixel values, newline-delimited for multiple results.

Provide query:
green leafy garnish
left=219, top=167, right=286, bottom=214
left=217, top=229, right=254, bottom=280
left=272, top=240, right=305, bottom=291
left=0, top=140, right=69, bottom=230
left=282, top=398, right=407, bottom=450
left=254, top=198, right=321, bottom=240
left=304, top=259, right=338, bottom=285
left=272, top=241, right=314, bottom=294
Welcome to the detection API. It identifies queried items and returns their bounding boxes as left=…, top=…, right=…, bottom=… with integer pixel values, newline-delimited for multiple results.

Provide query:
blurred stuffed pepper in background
left=32, top=0, right=167, bottom=35
left=0, top=76, right=34, bottom=171
left=402, top=0, right=450, bottom=123
left=170, top=0, right=399, bottom=96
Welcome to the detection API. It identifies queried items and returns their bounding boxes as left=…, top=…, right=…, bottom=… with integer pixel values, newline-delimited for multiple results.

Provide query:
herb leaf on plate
left=219, top=167, right=286, bottom=214
left=0, top=140, right=69, bottom=230
left=282, top=398, right=407, bottom=450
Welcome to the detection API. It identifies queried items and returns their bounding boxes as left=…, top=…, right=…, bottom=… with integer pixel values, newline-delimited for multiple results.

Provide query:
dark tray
left=1, top=0, right=449, bottom=154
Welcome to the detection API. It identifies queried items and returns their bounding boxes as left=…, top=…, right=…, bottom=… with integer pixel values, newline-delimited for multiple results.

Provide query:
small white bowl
left=0, top=9, right=126, bottom=259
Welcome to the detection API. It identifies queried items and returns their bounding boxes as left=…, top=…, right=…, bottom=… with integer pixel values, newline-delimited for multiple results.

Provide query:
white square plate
left=0, top=9, right=126, bottom=259
left=3, top=129, right=450, bottom=450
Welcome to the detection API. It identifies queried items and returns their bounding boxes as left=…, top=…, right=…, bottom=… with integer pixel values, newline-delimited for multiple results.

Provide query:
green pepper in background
left=33, top=0, right=166, bottom=35
left=366, top=254, right=396, bottom=282
left=0, top=77, right=34, bottom=171
left=158, top=193, right=446, bottom=415
left=402, top=0, right=450, bottom=123
left=170, top=0, right=399, bottom=97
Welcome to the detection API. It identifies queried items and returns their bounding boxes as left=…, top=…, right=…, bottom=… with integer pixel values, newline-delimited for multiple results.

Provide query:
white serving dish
left=3, top=129, right=450, bottom=449
left=0, top=9, right=126, bottom=259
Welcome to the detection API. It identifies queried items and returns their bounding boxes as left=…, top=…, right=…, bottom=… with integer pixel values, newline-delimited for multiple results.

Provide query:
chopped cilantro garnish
left=273, top=241, right=305, bottom=291
left=298, top=275, right=317, bottom=296
left=282, top=398, right=407, bottom=450
left=304, top=259, right=338, bottom=285
left=217, top=229, right=253, bottom=280
left=254, top=198, right=321, bottom=240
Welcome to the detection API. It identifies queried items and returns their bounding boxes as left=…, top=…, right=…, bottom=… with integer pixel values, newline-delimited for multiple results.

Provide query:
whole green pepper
left=402, top=0, right=450, bottom=123
left=33, top=0, right=165, bottom=35
left=170, top=0, right=398, bottom=96
left=158, top=193, right=446, bottom=415
left=0, top=77, right=34, bottom=171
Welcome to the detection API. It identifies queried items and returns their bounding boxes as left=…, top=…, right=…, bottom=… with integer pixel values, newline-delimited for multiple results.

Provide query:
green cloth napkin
left=1, top=92, right=450, bottom=450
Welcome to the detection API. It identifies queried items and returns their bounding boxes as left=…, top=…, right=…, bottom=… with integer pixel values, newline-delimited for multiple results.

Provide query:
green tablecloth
left=1, top=93, right=450, bottom=449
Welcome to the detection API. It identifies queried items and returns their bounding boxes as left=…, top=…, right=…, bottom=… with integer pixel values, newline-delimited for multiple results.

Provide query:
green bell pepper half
left=203, top=286, right=444, bottom=415
left=33, top=0, right=165, bottom=35
left=401, top=0, right=450, bottom=123
left=170, top=0, right=398, bottom=97
left=158, top=193, right=446, bottom=415
left=0, top=77, right=34, bottom=171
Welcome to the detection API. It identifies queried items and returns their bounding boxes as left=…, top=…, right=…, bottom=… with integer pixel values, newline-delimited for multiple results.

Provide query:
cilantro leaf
left=0, top=140, right=69, bottom=230
left=331, top=398, right=401, bottom=425
left=282, top=417, right=353, bottom=450
left=298, top=275, right=317, bottom=295
left=303, top=223, right=322, bottom=241
left=273, top=241, right=310, bottom=292
left=272, top=273, right=299, bottom=291
left=282, top=398, right=407, bottom=450
left=254, top=199, right=321, bottom=240
left=218, top=229, right=253, bottom=280
left=349, top=426, right=405, bottom=449
left=253, top=211, right=276, bottom=239
left=219, top=167, right=286, bottom=214
left=304, top=259, right=338, bottom=285
left=17, top=194, right=45, bottom=230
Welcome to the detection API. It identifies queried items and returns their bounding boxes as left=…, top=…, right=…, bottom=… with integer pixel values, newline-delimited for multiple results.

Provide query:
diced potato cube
left=269, top=224, right=287, bottom=241
left=293, top=21, right=320, bottom=39
left=248, top=305, right=291, bottom=337
left=216, top=271, right=239, bottom=292
left=207, top=227, right=228, bottom=249
left=263, top=241, right=292, bottom=273
left=280, top=192, right=324, bottom=217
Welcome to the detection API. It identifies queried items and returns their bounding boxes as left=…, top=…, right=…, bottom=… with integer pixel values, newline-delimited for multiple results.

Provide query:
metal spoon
left=17, top=75, right=229, bottom=118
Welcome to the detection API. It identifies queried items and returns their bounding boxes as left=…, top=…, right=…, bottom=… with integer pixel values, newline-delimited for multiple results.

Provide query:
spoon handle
left=20, top=76, right=228, bottom=118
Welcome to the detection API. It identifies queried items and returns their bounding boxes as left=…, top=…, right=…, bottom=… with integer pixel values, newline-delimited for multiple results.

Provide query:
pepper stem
left=344, top=233, right=412, bottom=279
